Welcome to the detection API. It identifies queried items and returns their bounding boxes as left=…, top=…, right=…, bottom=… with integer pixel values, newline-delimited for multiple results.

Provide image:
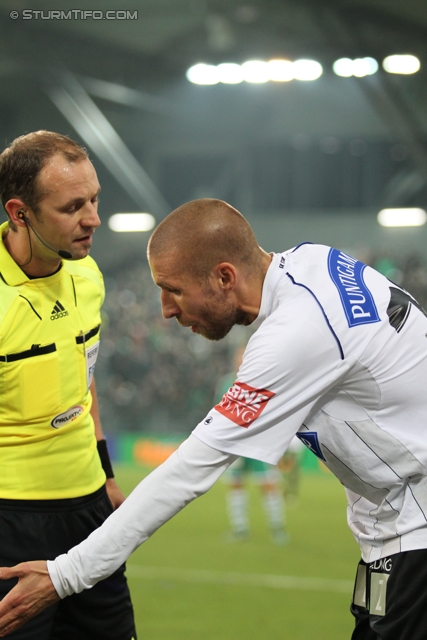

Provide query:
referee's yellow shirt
left=0, top=222, right=106, bottom=499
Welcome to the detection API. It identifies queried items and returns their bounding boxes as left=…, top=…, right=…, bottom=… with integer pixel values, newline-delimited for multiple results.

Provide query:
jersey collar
left=253, top=252, right=287, bottom=327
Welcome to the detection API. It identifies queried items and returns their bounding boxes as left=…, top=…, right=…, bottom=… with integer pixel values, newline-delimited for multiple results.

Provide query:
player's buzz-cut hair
left=0, top=130, right=89, bottom=230
left=148, top=198, right=264, bottom=283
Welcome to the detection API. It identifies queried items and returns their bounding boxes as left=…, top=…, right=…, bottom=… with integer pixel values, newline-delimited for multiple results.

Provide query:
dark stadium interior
left=1, top=0, right=427, bottom=433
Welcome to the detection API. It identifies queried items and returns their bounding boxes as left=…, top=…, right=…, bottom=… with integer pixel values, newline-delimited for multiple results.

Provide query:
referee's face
left=150, top=256, right=247, bottom=341
left=27, top=154, right=101, bottom=261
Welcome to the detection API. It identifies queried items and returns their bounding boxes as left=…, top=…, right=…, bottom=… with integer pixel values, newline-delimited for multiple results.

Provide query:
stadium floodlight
left=353, top=57, right=378, bottom=77
left=109, top=213, right=156, bottom=232
left=186, top=64, right=220, bottom=85
left=333, top=58, right=354, bottom=77
left=267, top=59, right=294, bottom=82
left=186, top=58, right=323, bottom=84
left=377, top=208, right=427, bottom=227
left=383, top=55, right=420, bottom=75
left=293, top=59, right=323, bottom=81
left=241, top=60, right=269, bottom=83
left=333, top=57, right=378, bottom=77
left=217, top=63, right=244, bottom=84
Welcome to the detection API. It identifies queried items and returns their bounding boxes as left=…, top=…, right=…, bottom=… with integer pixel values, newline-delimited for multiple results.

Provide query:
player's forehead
left=149, top=252, right=193, bottom=289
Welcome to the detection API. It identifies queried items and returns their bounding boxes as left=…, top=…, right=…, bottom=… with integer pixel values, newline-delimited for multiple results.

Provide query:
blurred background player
left=279, top=435, right=304, bottom=504
left=215, top=346, right=288, bottom=544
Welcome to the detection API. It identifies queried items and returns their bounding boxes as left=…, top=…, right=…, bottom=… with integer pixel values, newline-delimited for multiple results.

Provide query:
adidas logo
left=50, top=300, right=69, bottom=320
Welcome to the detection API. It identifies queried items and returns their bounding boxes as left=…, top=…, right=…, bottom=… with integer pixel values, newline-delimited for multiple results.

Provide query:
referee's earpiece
left=16, top=209, right=72, bottom=260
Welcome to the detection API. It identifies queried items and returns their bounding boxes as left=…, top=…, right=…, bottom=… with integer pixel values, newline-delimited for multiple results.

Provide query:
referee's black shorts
left=0, top=485, right=137, bottom=640
left=351, top=549, right=427, bottom=639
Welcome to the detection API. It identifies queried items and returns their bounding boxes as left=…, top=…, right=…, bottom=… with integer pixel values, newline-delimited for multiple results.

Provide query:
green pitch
left=115, top=464, right=360, bottom=640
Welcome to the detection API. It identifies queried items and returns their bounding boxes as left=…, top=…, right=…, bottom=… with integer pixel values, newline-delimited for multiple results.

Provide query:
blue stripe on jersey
left=296, top=431, right=326, bottom=461
left=286, top=272, right=345, bottom=360
left=328, top=248, right=380, bottom=328
left=291, top=241, right=314, bottom=252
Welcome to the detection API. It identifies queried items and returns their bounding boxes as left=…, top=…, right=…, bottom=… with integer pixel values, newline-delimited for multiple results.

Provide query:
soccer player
left=0, top=132, right=136, bottom=639
left=1, top=197, right=427, bottom=639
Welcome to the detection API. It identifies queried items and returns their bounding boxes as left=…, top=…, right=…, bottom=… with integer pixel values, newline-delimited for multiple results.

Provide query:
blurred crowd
left=96, top=249, right=427, bottom=436
left=371, top=253, right=427, bottom=310
left=355, top=248, right=427, bottom=310
left=96, top=257, right=250, bottom=435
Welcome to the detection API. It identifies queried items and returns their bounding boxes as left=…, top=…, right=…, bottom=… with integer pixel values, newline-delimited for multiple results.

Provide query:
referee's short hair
left=0, top=131, right=88, bottom=229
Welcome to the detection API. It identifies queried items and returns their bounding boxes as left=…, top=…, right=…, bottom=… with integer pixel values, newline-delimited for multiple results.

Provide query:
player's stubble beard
left=176, top=289, right=248, bottom=341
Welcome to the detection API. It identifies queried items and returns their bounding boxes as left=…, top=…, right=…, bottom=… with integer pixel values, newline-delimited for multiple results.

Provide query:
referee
left=1, top=197, right=427, bottom=639
left=0, top=131, right=136, bottom=639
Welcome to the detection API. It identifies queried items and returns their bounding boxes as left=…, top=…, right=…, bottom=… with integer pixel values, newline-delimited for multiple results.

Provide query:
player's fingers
left=0, top=583, right=29, bottom=635
left=0, top=573, right=31, bottom=617
left=0, top=585, right=57, bottom=636
left=0, top=561, right=48, bottom=582
left=0, top=597, right=44, bottom=637
left=0, top=567, right=59, bottom=636
left=0, top=600, right=29, bottom=637
left=0, top=566, right=22, bottom=581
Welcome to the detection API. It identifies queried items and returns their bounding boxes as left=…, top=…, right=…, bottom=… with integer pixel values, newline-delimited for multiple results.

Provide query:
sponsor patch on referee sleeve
left=215, top=382, right=275, bottom=428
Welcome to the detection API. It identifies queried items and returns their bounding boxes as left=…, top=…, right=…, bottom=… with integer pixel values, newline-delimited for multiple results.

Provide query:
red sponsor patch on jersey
left=215, top=382, right=275, bottom=428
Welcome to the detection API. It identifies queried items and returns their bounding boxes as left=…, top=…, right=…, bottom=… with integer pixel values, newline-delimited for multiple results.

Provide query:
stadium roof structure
left=0, top=0, right=426, bottom=245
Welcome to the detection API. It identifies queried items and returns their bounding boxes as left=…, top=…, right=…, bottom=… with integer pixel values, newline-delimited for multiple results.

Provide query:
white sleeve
left=47, top=434, right=237, bottom=598
left=193, top=293, right=351, bottom=464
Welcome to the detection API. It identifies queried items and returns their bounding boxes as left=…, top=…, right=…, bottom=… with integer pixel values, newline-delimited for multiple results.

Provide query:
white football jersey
left=194, top=243, right=427, bottom=562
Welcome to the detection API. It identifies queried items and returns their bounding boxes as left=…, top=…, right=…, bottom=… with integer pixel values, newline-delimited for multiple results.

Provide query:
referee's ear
left=4, top=198, right=28, bottom=231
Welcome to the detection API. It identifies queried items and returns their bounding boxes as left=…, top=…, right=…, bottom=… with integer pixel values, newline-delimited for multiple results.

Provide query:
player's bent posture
left=1, top=198, right=427, bottom=639
left=0, top=132, right=136, bottom=639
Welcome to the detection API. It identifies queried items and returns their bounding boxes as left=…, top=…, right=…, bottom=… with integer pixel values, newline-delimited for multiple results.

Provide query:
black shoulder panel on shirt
left=387, top=286, right=426, bottom=333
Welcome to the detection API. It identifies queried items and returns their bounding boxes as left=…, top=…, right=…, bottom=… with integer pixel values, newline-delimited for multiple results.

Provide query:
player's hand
left=106, top=478, right=126, bottom=509
left=0, top=561, right=60, bottom=637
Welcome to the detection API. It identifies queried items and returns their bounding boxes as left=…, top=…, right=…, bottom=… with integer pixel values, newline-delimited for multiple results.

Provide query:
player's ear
left=214, top=263, right=237, bottom=290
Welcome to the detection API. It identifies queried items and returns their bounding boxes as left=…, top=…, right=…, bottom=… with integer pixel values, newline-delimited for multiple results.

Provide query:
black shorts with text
left=351, top=549, right=427, bottom=640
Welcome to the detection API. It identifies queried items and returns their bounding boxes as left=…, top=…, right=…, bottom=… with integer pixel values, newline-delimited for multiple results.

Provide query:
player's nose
left=160, top=290, right=179, bottom=319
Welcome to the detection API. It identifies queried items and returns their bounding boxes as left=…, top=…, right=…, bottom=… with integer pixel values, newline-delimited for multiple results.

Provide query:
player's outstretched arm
left=0, top=436, right=236, bottom=634
left=0, top=561, right=59, bottom=637
left=49, top=435, right=237, bottom=596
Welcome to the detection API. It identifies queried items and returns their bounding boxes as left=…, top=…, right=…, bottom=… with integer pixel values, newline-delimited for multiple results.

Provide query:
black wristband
left=97, top=439, right=115, bottom=479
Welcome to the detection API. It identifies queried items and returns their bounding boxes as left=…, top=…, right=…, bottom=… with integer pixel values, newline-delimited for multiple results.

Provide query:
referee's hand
left=0, top=561, right=59, bottom=637
left=105, top=478, right=126, bottom=509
